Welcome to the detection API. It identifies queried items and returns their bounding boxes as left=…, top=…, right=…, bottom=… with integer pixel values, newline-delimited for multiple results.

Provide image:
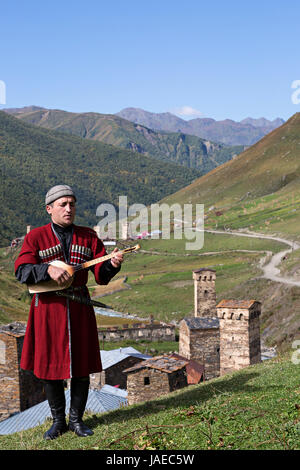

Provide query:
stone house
left=179, top=317, right=220, bottom=380
left=124, top=356, right=188, bottom=405
left=98, top=321, right=175, bottom=344
left=89, top=347, right=151, bottom=390
left=0, top=322, right=45, bottom=422
left=179, top=269, right=262, bottom=380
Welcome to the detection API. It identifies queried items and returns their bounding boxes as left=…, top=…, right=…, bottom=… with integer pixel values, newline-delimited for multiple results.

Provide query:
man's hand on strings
left=110, top=248, right=124, bottom=268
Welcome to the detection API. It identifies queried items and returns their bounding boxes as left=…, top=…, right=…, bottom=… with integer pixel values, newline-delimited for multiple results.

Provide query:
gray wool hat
left=45, top=184, right=76, bottom=205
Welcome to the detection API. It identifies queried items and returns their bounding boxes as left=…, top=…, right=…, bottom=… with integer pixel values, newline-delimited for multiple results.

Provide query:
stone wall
left=98, top=323, right=175, bottom=343
left=217, top=302, right=261, bottom=375
left=0, top=332, right=21, bottom=420
left=0, top=323, right=45, bottom=422
left=90, top=356, right=145, bottom=390
left=179, top=318, right=220, bottom=380
left=19, top=369, right=45, bottom=411
left=126, top=367, right=187, bottom=405
left=190, top=328, right=220, bottom=380
left=168, top=367, right=188, bottom=392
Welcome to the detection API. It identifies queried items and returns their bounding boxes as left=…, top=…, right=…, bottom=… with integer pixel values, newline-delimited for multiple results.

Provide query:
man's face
left=46, top=196, right=76, bottom=227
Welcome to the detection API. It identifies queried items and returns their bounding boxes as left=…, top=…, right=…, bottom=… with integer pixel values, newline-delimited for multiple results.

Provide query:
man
left=15, top=185, right=124, bottom=439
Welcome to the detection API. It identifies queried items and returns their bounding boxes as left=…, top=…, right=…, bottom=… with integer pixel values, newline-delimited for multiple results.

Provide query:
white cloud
left=171, top=106, right=203, bottom=118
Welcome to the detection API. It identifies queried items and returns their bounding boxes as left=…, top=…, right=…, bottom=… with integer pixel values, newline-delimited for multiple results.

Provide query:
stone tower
left=216, top=300, right=261, bottom=376
left=179, top=317, right=220, bottom=380
left=0, top=322, right=45, bottom=421
left=193, top=268, right=216, bottom=317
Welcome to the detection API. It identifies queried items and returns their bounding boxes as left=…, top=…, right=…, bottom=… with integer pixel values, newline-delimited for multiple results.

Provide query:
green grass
left=99, top=235, right=273, bottom=323
left=0, top=352, right=299, bottom=450
left=100, top=338, right=179, bottom=355
left=140, top=230, right=287, bottom=254
left=0, top=233, right=293, bottom=342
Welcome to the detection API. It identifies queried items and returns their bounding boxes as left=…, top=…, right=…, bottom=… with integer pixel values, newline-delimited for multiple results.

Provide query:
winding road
left=201, top=228, right=300, bottom=287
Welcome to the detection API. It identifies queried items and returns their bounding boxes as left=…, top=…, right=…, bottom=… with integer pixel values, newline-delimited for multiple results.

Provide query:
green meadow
left=0, top=351, right=299, bottom=450
left=0, top=228, right=298, bottom=350
left=93, top=232, right=287, bottom=324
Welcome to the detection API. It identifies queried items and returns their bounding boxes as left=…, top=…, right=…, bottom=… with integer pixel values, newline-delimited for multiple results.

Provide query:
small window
left=144, top=377, right=150, bottom=385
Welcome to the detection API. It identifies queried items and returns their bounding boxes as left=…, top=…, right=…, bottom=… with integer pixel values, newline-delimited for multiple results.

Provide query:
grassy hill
left=0, top=111, right=201, bottom=246
left=0, top=351, right=299, bottom=450
left=1, top=111, right=300, bottom=450
left=2, top=231, right=296, bottom=351
left=147, top=113, right=300, bottom=349
left=161, top=113, right=300, bottom=239
left=4, top=106, right=244, bottom=173
left=2, top=113, right=300, bottom=348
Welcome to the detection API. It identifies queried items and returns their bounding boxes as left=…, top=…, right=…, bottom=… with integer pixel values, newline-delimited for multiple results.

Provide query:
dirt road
left=203, top=229, right=300, bottom=286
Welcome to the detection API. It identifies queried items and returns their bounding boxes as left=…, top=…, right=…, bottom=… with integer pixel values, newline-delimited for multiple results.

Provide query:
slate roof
left=182, top=317, right=219, bottom=329
left=216, top=299, right=260, bottom=309
left=193, top=268, right=216, bottom=273
left=0, top=322, right=27, bottom=337
left=0, top=386, right=127, bottom=436
left=124, top=355, right=188, bottom=374
left=100, top=347, right=151, bottom=369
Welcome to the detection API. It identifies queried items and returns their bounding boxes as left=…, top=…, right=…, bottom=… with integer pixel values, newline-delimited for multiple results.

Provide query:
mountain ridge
left=0, top=111, right=200, bottom=245
left=3, top=106, right=243, bottom=173
left=160, top=112, right=300, bottom=233
left=117, top=107, right=285, bottom=146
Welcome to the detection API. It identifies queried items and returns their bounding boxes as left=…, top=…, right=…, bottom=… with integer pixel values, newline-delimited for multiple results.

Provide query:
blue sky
left=0, top=0, right=299, bottom=121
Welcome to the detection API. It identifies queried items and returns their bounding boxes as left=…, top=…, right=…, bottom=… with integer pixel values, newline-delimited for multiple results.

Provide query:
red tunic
left=15, top=223, right=108, bottom=380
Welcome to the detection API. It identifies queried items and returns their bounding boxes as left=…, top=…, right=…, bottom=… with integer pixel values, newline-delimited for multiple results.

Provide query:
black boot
left=42, top=380, right=68, bottom=440
left=68, top=376, right=94, bottom=437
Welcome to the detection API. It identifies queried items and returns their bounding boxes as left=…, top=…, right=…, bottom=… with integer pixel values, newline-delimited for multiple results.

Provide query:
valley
left=1, top=111, right=300, bottom=356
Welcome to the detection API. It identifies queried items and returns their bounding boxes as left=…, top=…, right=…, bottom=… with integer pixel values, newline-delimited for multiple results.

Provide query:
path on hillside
left=139, top=217, right=300, bottom=286
left=195, top=228, right=300, bottom=287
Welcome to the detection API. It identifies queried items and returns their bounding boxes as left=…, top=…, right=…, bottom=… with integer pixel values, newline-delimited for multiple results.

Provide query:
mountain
left=160, top=112, right=297, bottom=207
left=117, top=108, right=187, bottom=133
left=0, top=111, right=200, bottom=246
left=4, top=105, right=45, bottom=115
left=161, top=113, right=300, bottom=237
left=240, top=117, right=285, bottom=128
left=3, top=107, right=244, bottom=173
left=160, top=112, right=300, bottom=351
left=117, top=108, right=285, bottom=146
